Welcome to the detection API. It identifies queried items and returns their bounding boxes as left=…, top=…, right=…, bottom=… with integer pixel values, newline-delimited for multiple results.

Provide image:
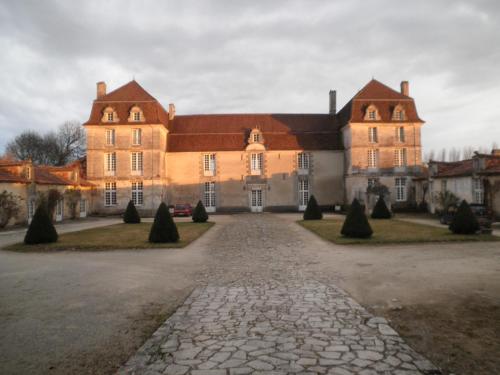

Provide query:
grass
left=299, top=218, right=499, bottom=245
left=6, top=222, right=214, bottom=252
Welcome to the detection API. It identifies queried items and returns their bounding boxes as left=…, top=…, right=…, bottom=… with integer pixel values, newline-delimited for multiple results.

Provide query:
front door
left=250, top=189, right=263, bottom=212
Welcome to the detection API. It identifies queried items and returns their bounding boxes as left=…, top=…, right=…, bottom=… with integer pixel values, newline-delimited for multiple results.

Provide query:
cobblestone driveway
left=119, top=215, right=440, bottom=375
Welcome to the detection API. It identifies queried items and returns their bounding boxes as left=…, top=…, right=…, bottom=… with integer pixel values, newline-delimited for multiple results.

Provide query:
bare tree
left=4, top=122, right=86, bottom=166
left=462, top=146, right=474, bottom=159
left=448, top=147, right=461, bottom=162
left=439, top=148, right=447, bottom=162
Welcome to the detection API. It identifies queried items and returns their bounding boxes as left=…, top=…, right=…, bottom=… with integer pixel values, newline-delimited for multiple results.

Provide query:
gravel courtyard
left=1, top=213, right=499, bottom=374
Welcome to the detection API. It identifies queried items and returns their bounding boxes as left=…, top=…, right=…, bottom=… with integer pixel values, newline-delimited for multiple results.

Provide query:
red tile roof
left=337, top=79, right=424, bottom=125
left=168, top=114, right=341, bottom=152
left=83, top=81, right=170, bottom=126
left=0, top=169, right=29, bottom=183
left=433, top=160, right=474, bottom=178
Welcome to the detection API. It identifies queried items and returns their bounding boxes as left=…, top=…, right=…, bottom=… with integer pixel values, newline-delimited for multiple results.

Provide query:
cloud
left=0, top=0, right=499, bottom=154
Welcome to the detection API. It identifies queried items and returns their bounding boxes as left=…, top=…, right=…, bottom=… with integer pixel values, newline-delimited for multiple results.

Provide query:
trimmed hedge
left=371, top=196, right=391, bottom=219
left=449, top=200, right=479, bottom=234
left=303, top=195, right=323, bottom=220
left=24, top=205, right=58, bottom=244
left=192, top=200, right=209, bottom=223
left=341, top=198, right=373, bottom=238
left=123, top=200, right=141, bottom=223
left=148, top=202, right=179, bottom=243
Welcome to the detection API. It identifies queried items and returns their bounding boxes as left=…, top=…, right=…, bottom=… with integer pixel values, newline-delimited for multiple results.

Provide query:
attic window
left=249, top=128, right=264, bottom=144
left=102, top=107, right=118, bottom=123
left=129, top=106, right=144, bottom=122
left=392, top=105, right=406, bottom=121
left=365, top=105, right=379, bottom=121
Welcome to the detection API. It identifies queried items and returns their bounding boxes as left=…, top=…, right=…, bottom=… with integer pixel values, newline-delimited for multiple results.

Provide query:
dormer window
left=364, top=105, right=379, bottom=121
left=249, top=128, right=264, bottom=145
left=102, top=107, right=118, bottom=123
left=392, top=105, right=406, bottom=121
left=129, top=106, right=145, bottom=122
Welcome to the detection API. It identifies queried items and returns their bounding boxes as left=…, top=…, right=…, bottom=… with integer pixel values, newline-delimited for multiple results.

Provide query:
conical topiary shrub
left=123, top=200, right=141, bottom=223
left=149, top=202, right=179, bottom=243
left=449, top=200, right=479, bottom=234
left=341, top=198, right=373, bottom=238
left=192, top=200, right=209, bottom=223
left=371, top=195, right=391, bottom=219
left=303, top=195, right=323, bottom=220
left=24, top=205, right=58, bottom=244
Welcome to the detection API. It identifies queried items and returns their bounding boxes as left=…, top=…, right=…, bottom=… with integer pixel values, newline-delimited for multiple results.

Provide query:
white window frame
left=105, top=129, right=115, bottom=146
left=395, top=178, right=407, bottom=202
left=79, top=199, right=87, bottom=218
left=368, top=149, right=378, bottom=168
left=55, top=199, right=63, bottom=222
left=204, top=181, right=216, bottom=212
left=132, top=128, right=142, bottom=145
left=367, top=178, right=378, bottom=188
left=250, top=153, right=263, bottom=175
left=131, top=181, right=144, bottom=206
left=368, top=110, right=376, bottom=120
left=368, top=127, right=378, bottom=143
left=298, top=179, right=309, bottom=211
left=27, top=198, right=35, bottom=223
left=252, top=132, right=261, bottom=143
left=133, top=111, right=141, bottom=122
left=203, top=154, right=216, bottom=176
left=131, top=152, right=143, bottom=176
left=250, top=188, right=263, bottom=212
left=104, top=152, right=116, bottom=176
left=297, top=152, right=310, bottom=174
left=107, top=112, right=114, bottom=122
left=104, top=182, right=117, bottom=206
left=394, top=148, right=407, bottom=167
left=396, top=126, right=405, bottom=142
left=473, top=178, right=484, bottom=204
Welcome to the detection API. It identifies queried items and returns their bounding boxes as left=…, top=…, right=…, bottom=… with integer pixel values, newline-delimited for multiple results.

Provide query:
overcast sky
left=1, top=0, right=499, bottom=156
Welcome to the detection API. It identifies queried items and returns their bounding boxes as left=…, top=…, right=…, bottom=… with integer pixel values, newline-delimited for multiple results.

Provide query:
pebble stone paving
left=119, top=281, right=440, bottom=375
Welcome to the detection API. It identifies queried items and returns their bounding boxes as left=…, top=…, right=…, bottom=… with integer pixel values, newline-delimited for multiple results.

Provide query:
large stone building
left=83, top=79, right=425, bottom=214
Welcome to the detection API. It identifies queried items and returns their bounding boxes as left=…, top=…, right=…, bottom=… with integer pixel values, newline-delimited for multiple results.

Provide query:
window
left=133, top=112, right=141, bottom=121
left=368, top=149, right=378, bottom=168
left=131, top=152, right=143, bottom=175
left=394, top=148, right=407, bottom=167
left=203, top=154, right=216, bottom=176
left=441, top=179, right=447, bottom=192
left=26, top=167, right=31, bottom=180
left=395, top=178, right=407, bottom=201
left=132, top=181, right=143, bottom=205
left=132, top=129, right=141, bottom=145
left=107, top=112, right=114, bottom=122
left=368, top=178, right=379, bottom=188
left=297, top=152, right=310, bottom=170
left=105, top=129, right=115, bottom=145
left=473, top=179, right=484, bottom=204
left=28, top=199, right=35, bottom=221
left=105, top=152, right=116, bottom=175
left=251, top=153, right=263, bottom=175
left=253, top=133, right=261, bottom=143
left=394, top=110, right=404, bottom=121
left=368, top=110, right=376, bottom=120
left=204, top=181, right=216, bottom=208
left=79, top=199, right=86, bottom=214
left=298, top=179, right=309, bottom=210
left=104, top=182, right=117, bottom=206
left=368, top=127, right=378, bottom=143
left=396, top=126, right=405, bottom=142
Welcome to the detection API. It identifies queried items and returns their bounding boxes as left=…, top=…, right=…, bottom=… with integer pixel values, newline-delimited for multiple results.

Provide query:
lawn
left=6, top=222, right=214, bottom=251
left=299, top=218, right=499, bottom=245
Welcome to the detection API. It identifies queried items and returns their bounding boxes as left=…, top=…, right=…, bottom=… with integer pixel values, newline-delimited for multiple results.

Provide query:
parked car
left=439, top=204, right=493, bottom=230
left=173, top=203, right=193, bottom=217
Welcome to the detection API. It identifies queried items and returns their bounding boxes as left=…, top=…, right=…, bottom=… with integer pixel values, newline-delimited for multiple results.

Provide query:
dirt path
left=1, top=213, right=499, bottom=375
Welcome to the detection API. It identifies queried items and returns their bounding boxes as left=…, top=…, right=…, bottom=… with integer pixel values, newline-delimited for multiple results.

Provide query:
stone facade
left=83, top=79, right=425, bottom=214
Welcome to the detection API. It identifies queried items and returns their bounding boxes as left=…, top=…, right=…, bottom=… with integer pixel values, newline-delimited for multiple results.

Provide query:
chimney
left=168, top=103, right=176, bottom=120
left=329, top=90, right=337, bottom=115
left=96, top=81, right=106, bottom=99
left=400, top=81, right=409, bottom=96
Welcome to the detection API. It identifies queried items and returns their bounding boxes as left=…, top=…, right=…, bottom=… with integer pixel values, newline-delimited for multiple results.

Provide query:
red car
left=173, top=203, right=193, bottom=217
